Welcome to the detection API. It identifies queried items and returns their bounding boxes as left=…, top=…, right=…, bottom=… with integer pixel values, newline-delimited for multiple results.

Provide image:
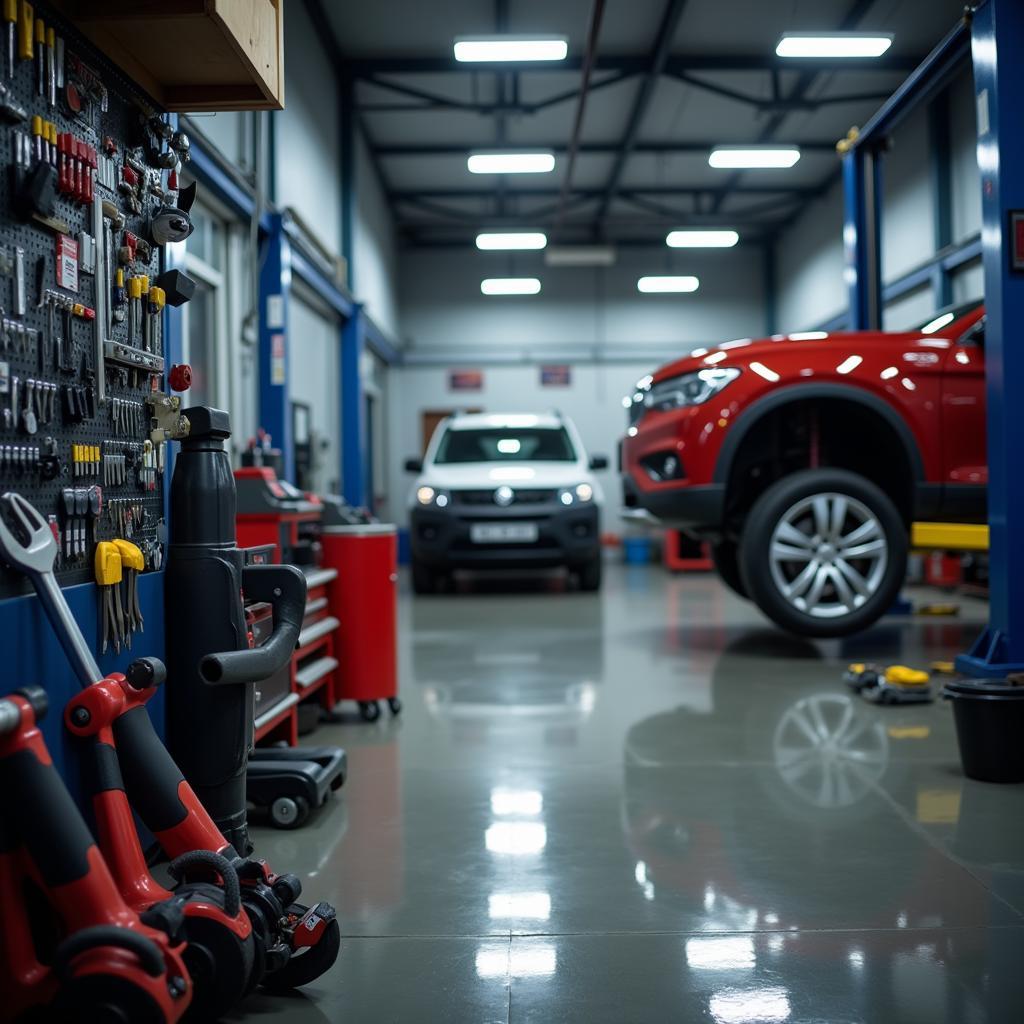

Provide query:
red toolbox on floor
left=321, top=524, right=400, bottom=722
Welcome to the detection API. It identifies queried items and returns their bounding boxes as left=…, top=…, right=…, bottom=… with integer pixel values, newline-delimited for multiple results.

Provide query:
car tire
left=738, top=469, right=907, bottom=638
left=411, top=559, right=437, bottom=594
left=577, top=554, right=602, bottom=592
left=710, top=540, right=748, bottom=599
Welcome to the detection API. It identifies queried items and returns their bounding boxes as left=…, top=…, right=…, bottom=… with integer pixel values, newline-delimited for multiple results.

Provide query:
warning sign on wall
left=56, top=235, right=79, bottom=292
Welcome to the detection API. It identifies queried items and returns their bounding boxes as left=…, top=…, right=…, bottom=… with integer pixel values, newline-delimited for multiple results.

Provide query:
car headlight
left=645, top=367, right=741, bottom=412
left=417, top=485, right=450, bottom=508
left=559, top=483, right=594, bottom=506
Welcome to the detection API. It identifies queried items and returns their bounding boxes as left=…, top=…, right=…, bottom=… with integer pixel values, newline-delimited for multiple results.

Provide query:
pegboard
left=0, top=1, right=190, bottom=599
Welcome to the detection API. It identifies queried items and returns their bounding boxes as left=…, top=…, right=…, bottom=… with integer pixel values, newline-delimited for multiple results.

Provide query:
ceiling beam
left=372, top=140, right=838, bottom=157
left=710, top=0, right=876, bottom=213
left=594, top=0, right=691, bottom=223
left=345, top=53, right=923, bottom=76
left=388, top=184, right=821, bottom=200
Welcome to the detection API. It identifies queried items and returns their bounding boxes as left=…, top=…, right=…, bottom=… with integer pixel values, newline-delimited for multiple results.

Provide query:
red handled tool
left=0, top=492, right=340, bottom=1002
left=0, top=687, right=192, bottom=1023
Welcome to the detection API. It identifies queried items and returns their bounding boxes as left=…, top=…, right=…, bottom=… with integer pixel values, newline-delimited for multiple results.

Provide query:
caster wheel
left=270, top=795, right=309, bottom=829
left=359, top=700, right=381, bottom=722
left=387, top=697, right=402, bottom=716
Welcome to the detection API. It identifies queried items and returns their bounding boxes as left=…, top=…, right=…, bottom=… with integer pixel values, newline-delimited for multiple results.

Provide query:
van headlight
left=559, top=483, right=594, bottom=506
left=417, top=485, right=451, bottom=509
left=645, top=367, right=741, bottom=411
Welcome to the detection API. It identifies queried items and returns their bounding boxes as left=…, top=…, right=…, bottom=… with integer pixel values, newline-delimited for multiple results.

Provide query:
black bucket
left=944, top=678, right=1024, bottom=783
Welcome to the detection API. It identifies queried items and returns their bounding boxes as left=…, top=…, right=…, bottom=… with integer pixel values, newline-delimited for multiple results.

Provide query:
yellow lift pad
left=911, top=522, right=989, bottom=551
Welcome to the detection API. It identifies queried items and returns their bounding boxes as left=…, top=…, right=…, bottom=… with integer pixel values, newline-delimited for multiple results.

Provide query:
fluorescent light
left=468, top=151, right=555, bottom=174
left=476, top=231, right=547, bottom=250
left=709, top=147, right=801, bottom=169
left=836, top=354, right=862, bottom=374
left=481, top=277, right=541, bottom=296
left=920, top=311, right=955, bottom=334
left=637, top=275, right=699, bottom=293
left=454, top=36, right=568, bottom=63
left=788, top=330, right=828, bottom=341
left=545, top=244, right=616, bottom=267
left=750, top=361, right=780, bottom=382
left=666, top=229, right=739, bottom=248
left=777, top=32, right=893, bottom=58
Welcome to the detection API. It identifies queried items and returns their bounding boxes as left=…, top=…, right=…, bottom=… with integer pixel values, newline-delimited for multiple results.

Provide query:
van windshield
left=434, top=427, right=576, bottom=464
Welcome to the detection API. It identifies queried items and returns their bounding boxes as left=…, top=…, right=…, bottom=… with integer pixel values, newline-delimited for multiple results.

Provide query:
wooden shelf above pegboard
left=52, top=0, right=284, bottom=111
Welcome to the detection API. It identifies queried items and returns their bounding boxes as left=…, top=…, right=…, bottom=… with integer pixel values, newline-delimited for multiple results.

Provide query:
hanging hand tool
left=150, top=285, right=164, bottom=355
left=16, top=0, right=29, bottom=62
left=114, top=537, right=144, bottom=641
left=32, top=12, right=41, bottom=95
left=129, top=273, right=141, bottom=344
left=45, top=23, right=52, bottom=107
left=4, top=0, right=15, bottom=78
left=95, top=539, right=123, bottom=653
left=140, top=273, right=150, bottom=350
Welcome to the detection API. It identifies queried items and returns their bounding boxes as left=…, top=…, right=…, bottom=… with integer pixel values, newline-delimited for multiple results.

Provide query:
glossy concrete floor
left=231, top=564, right=1024, bottom=1023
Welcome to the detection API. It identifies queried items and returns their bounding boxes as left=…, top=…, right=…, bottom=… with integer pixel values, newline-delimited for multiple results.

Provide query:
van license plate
left=470, top=523, right=538, bottom=543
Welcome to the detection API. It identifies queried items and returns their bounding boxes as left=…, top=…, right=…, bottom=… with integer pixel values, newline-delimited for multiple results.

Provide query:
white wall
left=354, top=134, right=400, bottom=338
left=775, top=67, right=983, bottom=334
left=399, top=245, right=767, bottom=356
left=388, top=362, right=656, bottom=534
left=776, top=178, right=846, bottom=332
left=273, top=2, right=341, bottom=256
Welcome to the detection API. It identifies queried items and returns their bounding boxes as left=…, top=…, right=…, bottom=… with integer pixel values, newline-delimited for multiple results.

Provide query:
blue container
left=623, top=537, right=651, bottom=565
left=397, top=527, right=411, bottom=565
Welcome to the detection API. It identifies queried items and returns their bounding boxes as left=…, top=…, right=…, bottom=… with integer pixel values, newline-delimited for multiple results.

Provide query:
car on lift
left=621, top=301, right=987, bottom=637
left=405, top=411, right=607, bottom=593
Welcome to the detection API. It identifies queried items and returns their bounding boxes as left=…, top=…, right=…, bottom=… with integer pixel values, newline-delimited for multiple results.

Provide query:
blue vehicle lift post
left=956, top=0, right=1024, bottom=676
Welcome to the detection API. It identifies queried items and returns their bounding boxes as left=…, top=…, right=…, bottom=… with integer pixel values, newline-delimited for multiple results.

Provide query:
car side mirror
left=589, top=455, right=609, bottom=471
left=404, top=457, right=423, bottom=473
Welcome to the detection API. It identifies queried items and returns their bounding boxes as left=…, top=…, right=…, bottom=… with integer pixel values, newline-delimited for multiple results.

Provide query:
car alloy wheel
left=767, top=492, right=888, bottom=619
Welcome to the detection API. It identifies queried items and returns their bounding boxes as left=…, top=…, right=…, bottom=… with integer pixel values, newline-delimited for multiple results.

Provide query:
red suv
left=621, top=302, right=986, bottom=637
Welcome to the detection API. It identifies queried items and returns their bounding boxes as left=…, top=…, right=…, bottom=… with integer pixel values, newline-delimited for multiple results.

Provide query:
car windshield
left=434, top=427, right=576, bottom=464
left=914, top=301, right=982, bottom=334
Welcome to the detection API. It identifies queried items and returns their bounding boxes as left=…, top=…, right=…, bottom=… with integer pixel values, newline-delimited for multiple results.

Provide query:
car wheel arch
left=712, top=383, right=926, bottom=521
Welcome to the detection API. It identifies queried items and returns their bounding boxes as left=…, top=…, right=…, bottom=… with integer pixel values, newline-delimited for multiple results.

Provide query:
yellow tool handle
left=5, top=0, right=17, bottom=25
left=129, top=276, right=142, bottom=299
left=95, top=541, right=123, bottom=586
left=113, top=538, right=144, bottom=572
left=18, top=1, right=31, bottom=60
left=884, top=665, right=930, bottom=686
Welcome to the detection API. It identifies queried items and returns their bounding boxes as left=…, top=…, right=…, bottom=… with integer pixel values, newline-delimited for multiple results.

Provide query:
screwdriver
left=45, top=24, right=53, bottom=107
left=150, top=286, right=165, bottom=355
left=4, top=0, right=15, bottom=78
left=17, top=0, right=30, bottom=62
left=33, top=13, right=42, bottom=95
left=139, top=274, right=149, bottom=350
left=30, top=112, right=40, bottom=163
left=128, top=275, right=142, bottom=345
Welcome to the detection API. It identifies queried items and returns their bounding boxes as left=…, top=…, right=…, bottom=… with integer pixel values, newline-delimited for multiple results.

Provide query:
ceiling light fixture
left=481, top=277, right=542, bottom=295
left=637, top=276, right=700, bottom=294
left=454, top=36, right=568, bottom=63
left=468, top=151, right=555, bottom=174
left=476, top=231, right=548, bottom=250
left=666, top=229, right=739, bottom=248
left=709, top=146, right=801, bottom=169
left=776, top=32, right=894, bottom=59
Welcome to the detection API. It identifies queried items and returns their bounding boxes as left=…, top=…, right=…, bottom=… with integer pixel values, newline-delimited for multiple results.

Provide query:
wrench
left=0, top=493, right=102, bottom=685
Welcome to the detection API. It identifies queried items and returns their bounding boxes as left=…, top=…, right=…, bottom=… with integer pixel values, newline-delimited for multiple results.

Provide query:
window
left=434, top=427, right=576, bottom=464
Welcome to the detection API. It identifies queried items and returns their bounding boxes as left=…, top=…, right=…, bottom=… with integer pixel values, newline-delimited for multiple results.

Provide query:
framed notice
left=540, top=364, right=571, bottom=387
left=448, top=369, right=484, bottom=391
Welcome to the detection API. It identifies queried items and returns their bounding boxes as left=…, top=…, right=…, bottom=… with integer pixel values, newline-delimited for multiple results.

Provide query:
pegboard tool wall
left=0, top=2, right=189, bottom=769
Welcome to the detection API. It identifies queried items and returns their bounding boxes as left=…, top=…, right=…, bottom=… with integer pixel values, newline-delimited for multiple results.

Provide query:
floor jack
left=0, top=687, right=193, bottom=1023
left=164, top=407, right=346, bottom=844
left=0, top=492, right=341, bottom=1010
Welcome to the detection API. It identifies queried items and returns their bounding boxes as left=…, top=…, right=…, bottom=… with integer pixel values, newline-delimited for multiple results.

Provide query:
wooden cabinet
left=54, top=0, right=285, bottom=110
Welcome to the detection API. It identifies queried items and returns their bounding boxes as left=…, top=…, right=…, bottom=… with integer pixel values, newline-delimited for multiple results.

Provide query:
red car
left=622, top=302, right=987, bottom=637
